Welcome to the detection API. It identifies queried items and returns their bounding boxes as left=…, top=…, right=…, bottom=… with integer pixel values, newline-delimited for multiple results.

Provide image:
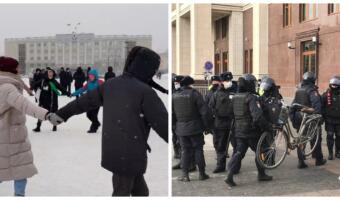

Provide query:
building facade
left=5, top=33, right=152, bottom=75
left=171, top=3, right=269, bottom=82
left=268, top=3, right=340, bottom=97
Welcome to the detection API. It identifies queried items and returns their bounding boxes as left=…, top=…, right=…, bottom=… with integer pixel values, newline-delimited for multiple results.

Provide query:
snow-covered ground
left=0, top=75, right=169, bottom=196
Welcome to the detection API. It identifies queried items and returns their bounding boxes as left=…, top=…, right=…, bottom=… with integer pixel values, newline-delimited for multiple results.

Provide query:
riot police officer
left=172, top=75, right=184, bottom=159
left=208, top=72, right=235, bottom=173
left=173, top=76, right=213, bottom=182
left=290, top=71, right=327, bottom=168
left=205, top=75, right=221, bottom=103
left=321, top=76, right=340, bottom=160
left=258, top=77, right=283, bottom=124
left=225, top=74, right=273, bottom=187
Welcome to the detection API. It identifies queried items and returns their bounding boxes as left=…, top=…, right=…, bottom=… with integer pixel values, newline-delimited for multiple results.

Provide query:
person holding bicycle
left=321, top=76, right=340, bottom=160
left=290, top=71, right=327, bottom=169
left=225, top=74, right=273, bottom=187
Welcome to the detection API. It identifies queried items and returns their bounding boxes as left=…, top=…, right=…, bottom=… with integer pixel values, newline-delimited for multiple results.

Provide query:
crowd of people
left=172, top=70, right=340, bottom=187
left=0, top=46, right=168, bottom=196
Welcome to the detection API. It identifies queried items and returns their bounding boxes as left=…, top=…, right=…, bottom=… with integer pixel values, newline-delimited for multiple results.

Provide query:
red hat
left=0, top=56, right=19, bottom=74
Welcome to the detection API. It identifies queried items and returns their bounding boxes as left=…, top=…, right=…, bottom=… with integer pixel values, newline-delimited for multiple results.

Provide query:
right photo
left=171, top=3, right=340, bottom=196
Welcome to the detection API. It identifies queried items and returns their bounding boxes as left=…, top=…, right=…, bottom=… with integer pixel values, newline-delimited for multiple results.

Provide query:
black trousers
left=297, top=127, right=323, bottom=161
left=66, top=83, right=72, bottom=94
left=86, top=107, right=100, bottom=130
left=179, top=134, right=206, bottom=173
left=326, top=123, right=340, bottom=154
left=172, top=130, right=181, bottom=156
left=228, top=137, right=264, bottom=175
left=112, top=174, right=149, bottom=196
left=213, top=129, right=230, bottom=168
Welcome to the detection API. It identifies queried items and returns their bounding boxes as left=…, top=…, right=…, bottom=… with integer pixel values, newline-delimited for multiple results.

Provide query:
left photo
left=0, top=3, right=169, bottom=196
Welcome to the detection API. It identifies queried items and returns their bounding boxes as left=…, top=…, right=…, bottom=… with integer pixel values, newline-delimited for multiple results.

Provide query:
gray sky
left=0, top=4, right=168, bottom=55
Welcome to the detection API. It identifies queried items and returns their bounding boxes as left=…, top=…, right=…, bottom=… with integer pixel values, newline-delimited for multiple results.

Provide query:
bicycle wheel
left=302, top=125, right=320, bottom=157
left=256, top=129, right=288, bottom=169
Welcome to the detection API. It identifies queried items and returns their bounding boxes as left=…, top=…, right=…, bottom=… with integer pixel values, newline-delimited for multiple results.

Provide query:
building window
left=244, top=49, right=253, bottom=74
left=215, top=16, right=228, bottom=40
left=221, top=17, right=228, bottom=39
left=283, top=4, right=292, bottom=27
left=222, top=51, right=228, bottom=72
left=329, top=4, right=340, bottom=14
left=214, top=53, right=221, bottom=75
left=301, top=40, right=317, bottom=76
left=299, top=4, right=318, bottom=22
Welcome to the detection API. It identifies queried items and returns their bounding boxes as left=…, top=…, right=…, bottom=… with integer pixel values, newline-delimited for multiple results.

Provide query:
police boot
left=336, top=151, right=340, bottom=158
left=177, top=172, right=190, bottom=182
left=198, top=171, right=210, bottom=181
left=213, top=153, right=226, bottom=173
left=297, top=160, right=308, bottom=169
left=224, top=172, right=236, bottom=187
left=52, top=126, right=57, bottom=132
left=315, top=159, right=327, bottom=166
left=257, top=171, right=273, bottom=181
left=327, top=138, right=334, bottom=160
left=172, top=162, right=181, bottom=170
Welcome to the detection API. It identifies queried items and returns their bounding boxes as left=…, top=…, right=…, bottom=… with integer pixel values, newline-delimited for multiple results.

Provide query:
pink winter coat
left=0, top=72, right=48, bottom=181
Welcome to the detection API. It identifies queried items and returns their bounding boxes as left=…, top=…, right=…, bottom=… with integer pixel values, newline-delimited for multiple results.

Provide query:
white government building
left=5, top=33, right=152, bottom=75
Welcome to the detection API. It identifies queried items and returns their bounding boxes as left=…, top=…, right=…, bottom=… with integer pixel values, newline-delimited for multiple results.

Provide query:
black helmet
left=303, top=71, right=316, bottom=83
left=180, top=76, right=195, bottom=87
left=260, top=77, right=275, bottom=91
left=173, top=75, right=184, bottom=83
left=239, top=74, right=257, bottom=93
left=220, top=71, right=233, bottom=81
left=330, top=76, right=340, bottom=86
left=211, top=75, right=221, bottom=82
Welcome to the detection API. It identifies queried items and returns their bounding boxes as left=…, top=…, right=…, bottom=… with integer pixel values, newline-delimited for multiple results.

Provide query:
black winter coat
left=35, top=78, right=68, bottom=112
left=59, top=71, right=68, bottom=86
left=56, top=74, right=168, bottom=176
left=73, top=70, right=86, bottom=89
left=104, top=71, right=116, bottom=81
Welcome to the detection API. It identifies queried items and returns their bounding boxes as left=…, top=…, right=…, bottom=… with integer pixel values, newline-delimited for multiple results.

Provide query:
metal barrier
left=192, top=85, right=209, bottom=97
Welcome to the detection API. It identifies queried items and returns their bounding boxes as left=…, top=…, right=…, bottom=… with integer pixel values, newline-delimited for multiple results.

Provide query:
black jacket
left=35, top=78, right=68, bottom=112
left=56, top=46, right=168, bottom=176
left=73, top=69, right=86, bottom=89
left=104, top=71, right=116, bottom=81
left=59, top=70, right=68, bottom=86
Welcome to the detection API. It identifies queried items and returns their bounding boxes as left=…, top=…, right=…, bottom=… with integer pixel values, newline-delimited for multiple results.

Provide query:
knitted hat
left=0, top=56, right=19, bottom=74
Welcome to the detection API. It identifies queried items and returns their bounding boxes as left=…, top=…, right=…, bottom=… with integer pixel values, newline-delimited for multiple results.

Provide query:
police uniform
left=208, top=85, right=234, bottom=173
left=225, top=75, right=273, bottom=187
left=173, top=77, right=212, bottom=181
left=291, top=81, right=325, bottom=167
left=322, top=88, right=340, bottom=159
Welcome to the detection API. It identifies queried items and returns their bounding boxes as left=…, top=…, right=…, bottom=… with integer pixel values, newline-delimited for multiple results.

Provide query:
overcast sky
left=0, top=4, right=168, bottom=55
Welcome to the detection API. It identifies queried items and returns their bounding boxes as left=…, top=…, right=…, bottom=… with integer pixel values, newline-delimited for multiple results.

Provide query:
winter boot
left=198, top=171, right=210, bottom=181
left=297, top=160, right=308, bottom=169
left=224, top=172, right=236, bottom=187
left=33, top=121, right=41, bottom=132
left=52, top=126, right=57, bottom=132
left=213, top=153, right=226, bottom=173
left=177, top=172, right=190, bottom=182
left=258, top=172, right=273, bottom=181
left=315, top=159, right=327, bottom=166
left=328, top=151, right=334, bottom=160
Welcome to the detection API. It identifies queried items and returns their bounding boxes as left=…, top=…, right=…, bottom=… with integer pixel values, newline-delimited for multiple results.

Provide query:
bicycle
left=255, top=103, right=323, bottom=169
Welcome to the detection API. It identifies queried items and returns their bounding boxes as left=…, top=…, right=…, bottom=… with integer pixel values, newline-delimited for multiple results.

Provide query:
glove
left=46, top=113, right=64, bottom=126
